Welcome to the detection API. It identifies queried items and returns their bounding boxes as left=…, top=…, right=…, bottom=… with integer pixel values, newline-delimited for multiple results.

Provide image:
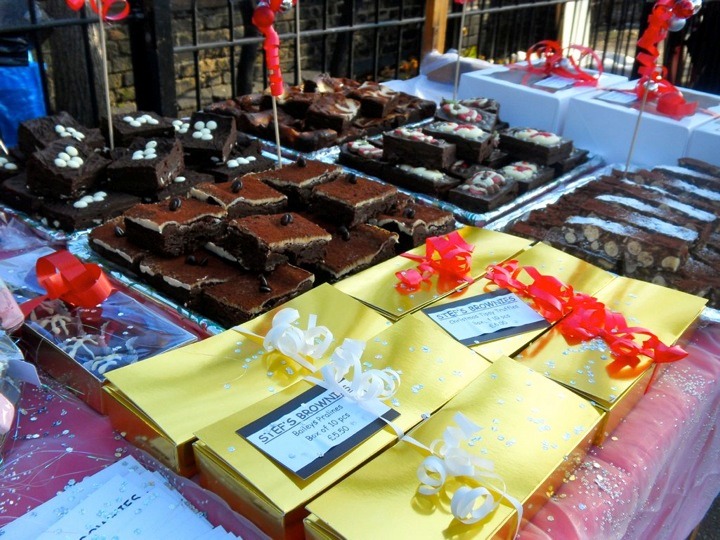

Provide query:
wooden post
left=422, top=0, right=448, bottom=59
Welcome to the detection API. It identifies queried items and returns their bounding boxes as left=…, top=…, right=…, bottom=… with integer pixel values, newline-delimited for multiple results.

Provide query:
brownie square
left=448, top=168, right=518, bottom=213
left=109, top=112, right=175, bottom=147
left=482, top=148, right=512, bottom=169
left=0, top=173, right=44, bottom=214
left=252, top=158, right=343, bottom=208
left=384, top=163, right=461, bottom=197
left=88, top=216, right=149, bottom=272
left=278, top=88, right=319, bottom=118
left=106, top=138, right=185, bottom=196
left=223, top=212, right=331, bottom=271
left=499, top=128, right=573, bottom=165
left=201, top=263, right=315, bottom=327
left=422, top=121, right=495, bottom=163
left=203, top=151, right=274, bottom=182
left=447, top=160, right=489, bottom=181
left=456, top=97, right=500, bottom=114
left=338, top=139, right=387, bottom=179
left=383, top=127, right=457, bottom=170
left=499, top=161, right=555, bottom=194
left=0, top=154, right=22, bottom=182
left=38, top=190, right=142, bottom=232
left=123, top=197, right=227, bottom=256
left=310, top=173, right=398, bottom=227
left=190, top=176, right=287, bottom=218
left=149, top=170, right=216, bottom=202
left=180, top=112, right=237, bottom=163
left=552, top=147, right=589, bottom=176
left=26, top=141, right=111, bottom=199
left=435, top=101, right=498, bottom=132
left=347, top=82, right=400, bottom=118
left=17, top=111, right=106, bottom=155
left=393, top=94, right=437, bottom=124
left=306, top=93, right=361, bottom=133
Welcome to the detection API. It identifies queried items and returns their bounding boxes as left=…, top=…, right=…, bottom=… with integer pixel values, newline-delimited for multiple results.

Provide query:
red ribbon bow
left=20, top=250, right=115, bottom=317
left=517, top=40, right=603, bottom=87
left=396, top=231, right=474, bottom=289
left=66, top=0, right=130, bottom=21
left=486, top=261, right=688, bottom=377
left=253, top=0, right=297, bottom=97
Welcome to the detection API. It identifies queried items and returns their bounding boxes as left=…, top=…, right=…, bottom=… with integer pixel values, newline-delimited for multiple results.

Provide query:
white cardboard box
left=685, top=116, right=720, bottom=167
left=457, top=63, right=627, bottom=133
left=562, top=81, right=719, bottom=167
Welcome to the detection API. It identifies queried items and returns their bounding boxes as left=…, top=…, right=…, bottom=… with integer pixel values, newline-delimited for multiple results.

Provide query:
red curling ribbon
left=253, top=0, right=297, bottom=97
left=516, top=40, right=603, bottom=87
left=396, top=231, right=474, bottom=289
left=485, top=261, right=688, bottom=376
left=20, top=250, right=114, bottom=317
left=66, top=0, right=130, bottom=21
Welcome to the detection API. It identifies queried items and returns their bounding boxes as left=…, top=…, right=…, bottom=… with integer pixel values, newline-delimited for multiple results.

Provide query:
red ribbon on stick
left=66, top=0, right=130, bottom=21
left=515, top=40, right=603, bottom=87
left=396, top=232, right=475, bottom=289
left=253, top=0, right=297, bottom=97
left=485, top=260, right=688, bottom=377
left=20, top=250, right=115, bottom=317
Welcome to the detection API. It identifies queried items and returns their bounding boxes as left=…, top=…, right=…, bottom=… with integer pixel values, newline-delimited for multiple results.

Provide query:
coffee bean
left=169, top=197, right=182, bottom=211
left=231, top=179, right=243, bottom=193
left=113, top=225, right=125, bottom=237
left=346, top=173, right=357, bottom=184
left=259, top=285, right=272, bottom=293
left=403, top=206, right=416, bottom=219
left=280, top=213, right=293, bottom=226
left=339, top=225, right=351, bottom=241
left=185, top=254, right=197, bottom=265
left=296, top=156, right=307, bottom=168
left=259, top=274, right=269, bottom=287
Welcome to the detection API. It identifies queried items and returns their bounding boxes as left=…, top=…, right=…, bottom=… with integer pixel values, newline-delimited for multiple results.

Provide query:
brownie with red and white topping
left=201, top=263, right=315, bottom=327
left=180, top=112, right=237, bottom=163
left=105, top=138, right=185, bottom=196
left=499, top=127, right=573, bottom=165
left=448, top=168, right=518, bottom=212
left=222, top=212, right=332, bottom=272
left=123, top=197, right=227, bottom=256
left=435, top=100, right=498, bottom=132
left=26, top=140, right=111, bottom=199
left=306, top=93, right=361, bottom=133
left=252, top=158, right=343, bottom=208
left=310, top=173, right=398, bottom=227
left=456, top=97, right=500, bottom=114
left=17, top=111, right=106, bottom=155
left=383, top=126, right=457, bottom=170
left=190, top=176, right=287, bottom=219
left=338, top=138, right=387, bottom=178
left=385, top=163, right=461, bottom=197
left=422, top=121, right=495, bottom=163
left=499, top=161, right=554, bottom=194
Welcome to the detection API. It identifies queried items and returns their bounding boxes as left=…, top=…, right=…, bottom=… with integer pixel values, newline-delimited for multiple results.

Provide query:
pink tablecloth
left=1, top=317, right=719, bottom=539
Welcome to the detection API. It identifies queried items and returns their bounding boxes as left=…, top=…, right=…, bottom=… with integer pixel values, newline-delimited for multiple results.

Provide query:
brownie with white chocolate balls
left=105, top=138, right=185, bottom=196
left=180, top=112, right=237, bottom=163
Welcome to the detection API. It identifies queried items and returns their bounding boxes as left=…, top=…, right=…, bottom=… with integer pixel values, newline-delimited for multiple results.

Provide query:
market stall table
left=0, top=316, right=718, bottom=539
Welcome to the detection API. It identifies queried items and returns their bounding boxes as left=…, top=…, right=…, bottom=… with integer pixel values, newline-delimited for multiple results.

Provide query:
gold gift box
left=192, top=314, right=492, bottom=539
left=305, top=356, right=603, bottom=540
left=103, top=284, right=390, bottom=476
left=515, top=275, right=706, bottom=443
left=334, top=226, right=531, bottom=320
left=418, top=241, right=616, bottom=360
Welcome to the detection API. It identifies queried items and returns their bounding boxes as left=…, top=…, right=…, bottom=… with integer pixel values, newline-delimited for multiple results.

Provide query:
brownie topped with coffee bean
left=190, top=176, right=287, bottom=218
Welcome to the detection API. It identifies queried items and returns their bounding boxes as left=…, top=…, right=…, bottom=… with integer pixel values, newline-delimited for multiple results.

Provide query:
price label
left=533, top=75, right=575, bottom=90
left=595, top=91, right=638, bottom=105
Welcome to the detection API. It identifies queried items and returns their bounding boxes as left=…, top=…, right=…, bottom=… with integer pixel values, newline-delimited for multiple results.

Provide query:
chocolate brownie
left=89, top=217, right=149, bottom=272
left=109, top=112, right=175, bottom=147
left=17, top=111, right=106, bottom=155
left=338, top=139, right=387, bottom=178
left=499, top=128, right=573, bottom=165
left=393, top=93, right=437, bottom=124
left=26, top=141, right=111, bottom=199
left=237, top=108, right=298, bottom=140
left=0, top=173, right=43, bottom=213
left=422, top=121, right=495, bottom=163
left=499, top=161, right=554, bottom=194
left=123, top=197, right=227, bottom=256
left=383, top=126, right=457, bottom=170
left=278, top=87, right=319, bottom=118
left=180, top=112, right=237, bottom=163
left=678, top=157, right=720, bottom=178
left=252, top=158, right=343, bottom=207
left=190, top=176, right=287, bottom=218
left=149, top=170, right=216, bottom=202
left=347, top=82, right=400, bottom=118
left=279, top=125, right=340, bottom=153
left=138, top=249, right=243, bottom=308
left=106, top=138, right=185, bottom=196
left=372, top=193, right=457, bottom=252
left=448, top=169, right=518, bottom=213
left=310, top=173, right=398, bottom=227
left=310, top=221, right=399, bottom=282
left=552, top=147, right=589, bottom=176
left=306, top=93, right=361, bottom=133
left=482, top=148, right=512, bottom=169
left=39, top=190, right=141, bottom=232
left=653, top=165, right=720, bottom=194
left=203, top=151, right=274, bottom=182
left=456, top=97, right=500, bottom=114
left=385, top=163, right=461, bottom=197
left=435, top=100, right=498, bottom=132
left=222, top=212, right=332, bottom=271
left=200, top=263, right=315, bottom=327
left=0, top=154, right=21, bottom=182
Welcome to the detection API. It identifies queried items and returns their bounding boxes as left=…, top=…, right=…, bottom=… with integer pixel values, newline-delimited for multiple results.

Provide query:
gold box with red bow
left=304, top=356, right=603, bottom=540
left=1, top=248, right=205, bottom=414
left=103, top=284, right=390, bottom=476
left=334, top=227, right=532, bottom=320
left=192, top=313, right=492, bottom=539
left=513, top=274, right=706, bottom=443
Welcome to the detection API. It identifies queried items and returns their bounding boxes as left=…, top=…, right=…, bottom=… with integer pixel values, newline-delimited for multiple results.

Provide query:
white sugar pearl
left=201, top=127, right=211, bottom=135
left=81, top=195, right=94, bottom=203
left=227, top=160, right=239, bottom=168
left=174, top=176, right=186, bottom=183
left=75, top=132, right=85, bottom=140
left=123, top=116, right=134, bottom=122
left=5, top=163, right=17, bottom=170
left=172, top=119, right=183, bottom=126
left=132, top=151, right=144, bottom=160
left=237, top=157, right=249, bottom=164
left=72, top=157, right=84, bottom=166
left=130, top=120, right=142, bottom=127
left=201, top=134, right=213, bottom=141
left=92, top=192, right=106, bottom=201
left=192, top=131, right=203, bottom=139
left=194, top=121, right=205, bottom=130
left=144, top=154, right=156, bottom=160
left=148, top=118, right=159, bottom=125
left=54, top=158, right=67, bottom=167
left=67, top=159, right=81, bottom=169
left=58, top=152, right=71, bottom=161
left=55, top=125, right=66, bottom=133
left=0, top=157, right=7, bottom=165
left=60, top=132, right=72, bottom=138
left=247, top=156, right=256, bottom=162
left=210, top=157, right=220, bottom=163
left=73, top=200, right=88, bottom=208
left=146, top=140, right=157, bottom=149
left=180, top=127, right=188, bottom=134
left=206, top=120, right=217, bottom=130
left=66, top=146, right=79, bottom=157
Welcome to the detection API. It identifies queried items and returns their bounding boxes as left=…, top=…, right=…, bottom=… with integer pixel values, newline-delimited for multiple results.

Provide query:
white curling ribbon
left=450, top=485, right=497, bottom=525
